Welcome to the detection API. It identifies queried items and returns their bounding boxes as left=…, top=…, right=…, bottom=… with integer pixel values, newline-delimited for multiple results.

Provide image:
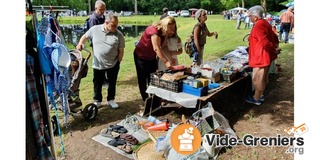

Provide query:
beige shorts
left=252, top=67, right=269, bottom=91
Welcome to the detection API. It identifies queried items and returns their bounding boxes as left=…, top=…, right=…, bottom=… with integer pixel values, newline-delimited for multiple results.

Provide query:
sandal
left=108, top=125, right=128, bottom=134
left=100, top=128, right=113, bottom=138
left=120, top=134, right=139, bottom=145
left=117, top=144, right=133, bottom=154
left=107, top=138, right=127, bottom=147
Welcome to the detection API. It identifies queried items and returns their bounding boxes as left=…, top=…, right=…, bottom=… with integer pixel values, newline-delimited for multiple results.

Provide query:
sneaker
left=108, top=100, right=119, bottom=109
left=94, top=101, right=101, bottom=108
left=260, top=95, right=265, bottom=102
left=245, top=96, right=262, bottom=106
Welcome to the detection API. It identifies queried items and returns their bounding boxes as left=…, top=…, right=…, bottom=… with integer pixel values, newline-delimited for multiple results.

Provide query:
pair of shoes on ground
left=100, top=124, right=128, bottom=138
left=94, top=100, right=119, bottom=109
left=108, top=138, right=133, bottom=154
left=107, top=134, right=139, bottom=146
left=117, top=144, right=133, bottom=154
left=107, top=134, right=138, bottom=154
left=100, top=128, right=121, bottom=139
left=245, top=95, right=265, bottom=106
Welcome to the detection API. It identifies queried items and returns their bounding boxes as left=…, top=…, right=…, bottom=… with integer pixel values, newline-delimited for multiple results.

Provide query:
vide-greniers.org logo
left=205, top=134, right=305, bottom=155
left=170, top=124, right=306, bottom=156
left=205, top=134, right=304, bottom=147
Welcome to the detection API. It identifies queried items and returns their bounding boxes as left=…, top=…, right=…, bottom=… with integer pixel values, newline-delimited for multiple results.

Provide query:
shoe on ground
left=108, top=100, right=119, bottom=109
left=260, top=95, right=265, bottom=102
left=245, top=96, right=262, bottom=106
left=94, top=101, right=101, bottom=108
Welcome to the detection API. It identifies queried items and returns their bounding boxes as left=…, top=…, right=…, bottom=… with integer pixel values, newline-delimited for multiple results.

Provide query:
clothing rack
left=26, top=1, right=63, bottom=159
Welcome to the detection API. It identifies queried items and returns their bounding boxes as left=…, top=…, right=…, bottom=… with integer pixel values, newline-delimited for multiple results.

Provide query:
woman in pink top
left=134, top=16, right=176, bottom=101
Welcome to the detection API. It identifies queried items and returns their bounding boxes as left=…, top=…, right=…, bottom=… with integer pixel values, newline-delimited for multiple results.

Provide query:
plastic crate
left=182, top=84, right=208, bottom=97
left=150, top=72, right=183, bottom=92
left=209, top=83, right=220, bottom=89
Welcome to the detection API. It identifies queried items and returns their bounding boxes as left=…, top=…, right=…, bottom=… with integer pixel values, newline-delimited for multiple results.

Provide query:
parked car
left=77, top=10, right=87, bottom=16
left=180, top=10, right=190, bottom=17
left=123, top=11, right=133, bottom=16
left=168, top=11, right=178, bottom=17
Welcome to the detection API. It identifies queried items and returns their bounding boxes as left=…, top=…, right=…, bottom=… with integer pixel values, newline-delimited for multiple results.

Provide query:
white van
left=168, top=11, right=178, bottom=17
left=180, top=10, right=190, bottom=17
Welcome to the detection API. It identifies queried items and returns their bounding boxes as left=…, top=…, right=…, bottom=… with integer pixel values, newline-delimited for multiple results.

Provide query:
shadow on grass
left=212, top=73, right=293, bottom=129
left=57, top=99, right=143, bottom=134
left=117, top=75, right=138, bottom=86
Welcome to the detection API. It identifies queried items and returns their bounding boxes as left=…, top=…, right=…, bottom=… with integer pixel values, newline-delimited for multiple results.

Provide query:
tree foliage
left=29, top=0, right=290, bottom=14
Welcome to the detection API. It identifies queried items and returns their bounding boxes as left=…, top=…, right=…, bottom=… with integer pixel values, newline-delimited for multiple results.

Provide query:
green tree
left=29, top=0, right=290, bottom=15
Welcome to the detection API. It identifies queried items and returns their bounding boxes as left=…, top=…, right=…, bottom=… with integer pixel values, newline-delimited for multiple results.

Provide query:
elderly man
left=245, top=5, right=281, bottom=105
left=88, top=0, right=106, bottom=29
left=86, top=0, right=111, bottom=88
left=77, top=13, right=125, bottom=109
left=279, top=7, right=294, bottom=43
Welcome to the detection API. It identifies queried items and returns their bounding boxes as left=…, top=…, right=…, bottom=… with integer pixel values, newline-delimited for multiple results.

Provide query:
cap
left=195, top=9, right=205, bottom=19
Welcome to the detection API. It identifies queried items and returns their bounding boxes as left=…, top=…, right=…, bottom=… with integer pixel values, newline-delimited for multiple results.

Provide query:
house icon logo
left=170, top=124, right=202, bottom=155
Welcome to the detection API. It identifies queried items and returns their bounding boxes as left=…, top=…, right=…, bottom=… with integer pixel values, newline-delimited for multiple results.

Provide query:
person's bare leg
left=254, top=90, right=262, bottom=101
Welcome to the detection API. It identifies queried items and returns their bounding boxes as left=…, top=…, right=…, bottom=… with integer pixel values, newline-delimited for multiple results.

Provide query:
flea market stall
left=143, top=46, right=251, bottom=116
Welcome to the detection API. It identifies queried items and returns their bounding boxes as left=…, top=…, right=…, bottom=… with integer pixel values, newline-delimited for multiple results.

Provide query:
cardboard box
left=196, top=78, right=209, bottom=87
left=211, top=73, right=221, bottom=83
left=201, top=68, right=214, bottom=78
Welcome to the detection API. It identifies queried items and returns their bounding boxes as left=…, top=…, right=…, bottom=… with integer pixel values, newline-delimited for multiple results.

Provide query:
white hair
left=105, top=12, right=118, bottom=22
left=95, top=0, right=106, bottom=8
left=248, top=5, right=264, bottom=18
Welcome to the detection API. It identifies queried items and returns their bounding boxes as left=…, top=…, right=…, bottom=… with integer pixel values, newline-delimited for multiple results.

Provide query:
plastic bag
left=165, top=146, right=210, bottom=160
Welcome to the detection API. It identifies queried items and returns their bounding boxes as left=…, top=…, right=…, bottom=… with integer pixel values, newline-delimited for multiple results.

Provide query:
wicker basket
left=141, top=124, right=167, bottom=143
left=133, top=141, right=165, bottom=160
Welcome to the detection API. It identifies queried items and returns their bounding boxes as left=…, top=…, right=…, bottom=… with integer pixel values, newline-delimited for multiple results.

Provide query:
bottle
left=147, top=115, right=162, bottom=124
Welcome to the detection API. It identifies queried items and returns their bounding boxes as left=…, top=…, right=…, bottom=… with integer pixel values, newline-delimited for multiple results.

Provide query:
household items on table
left=193, top=46, right=249, bottom=83
left=149, top=46, right=248, bottom=97
left=150, top=70, right=201, bottom=93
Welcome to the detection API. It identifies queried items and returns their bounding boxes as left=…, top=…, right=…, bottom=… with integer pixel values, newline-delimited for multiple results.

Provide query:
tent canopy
left=229, top=7, right=247, bottom=11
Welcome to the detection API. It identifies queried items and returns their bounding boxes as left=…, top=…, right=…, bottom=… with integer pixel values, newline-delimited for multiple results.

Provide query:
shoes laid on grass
left=108, top=100, right=119, bottom=109
left=245, top=96, right=262, bottom=106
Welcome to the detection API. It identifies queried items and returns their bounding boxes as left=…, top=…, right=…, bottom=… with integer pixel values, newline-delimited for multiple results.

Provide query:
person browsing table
left=76, top=13, right=125, bottom=109
left=133, top=16, right=176, bottom=101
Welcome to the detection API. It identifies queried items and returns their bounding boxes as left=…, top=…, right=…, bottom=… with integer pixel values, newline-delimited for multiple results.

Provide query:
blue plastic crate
left=209, top=83, right=220, bottom=89
left=182, top=84, right=208, bottom=97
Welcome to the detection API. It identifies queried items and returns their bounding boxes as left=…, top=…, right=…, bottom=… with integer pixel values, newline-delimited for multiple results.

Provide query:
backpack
left=84, top=17, right=90, bottom=31
left=184, top=35, right=197, bottom=56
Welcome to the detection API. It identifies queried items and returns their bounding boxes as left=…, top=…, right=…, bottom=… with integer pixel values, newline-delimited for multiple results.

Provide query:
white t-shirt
left=158, top=37, right=181, bottom=71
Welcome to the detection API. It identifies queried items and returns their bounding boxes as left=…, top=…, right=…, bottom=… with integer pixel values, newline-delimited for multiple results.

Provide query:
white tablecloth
left=146, top=86, right=199, bottom=108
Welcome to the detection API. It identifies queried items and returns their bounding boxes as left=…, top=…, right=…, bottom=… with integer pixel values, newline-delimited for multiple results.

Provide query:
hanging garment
left=26, top=53, right=54, bottom=160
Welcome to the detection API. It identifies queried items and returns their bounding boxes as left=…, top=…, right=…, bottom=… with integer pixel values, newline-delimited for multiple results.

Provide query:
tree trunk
left=88, top=0, right=91, bottom=14
left=261, top=0, right=267, bottom=14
